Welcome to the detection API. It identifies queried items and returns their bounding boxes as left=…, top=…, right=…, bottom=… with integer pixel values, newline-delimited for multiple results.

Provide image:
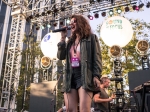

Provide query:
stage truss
left=0, top=0, right=139, bottom=111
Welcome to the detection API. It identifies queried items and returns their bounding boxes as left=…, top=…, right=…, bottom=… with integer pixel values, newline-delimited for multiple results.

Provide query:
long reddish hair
left=70, top=14, right=92, bottom=41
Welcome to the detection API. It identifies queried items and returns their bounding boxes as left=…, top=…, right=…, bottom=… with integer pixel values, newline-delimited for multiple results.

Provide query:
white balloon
left=40, top=32, right=61, bottom=59
left=100, top=16, right=133, bottom=47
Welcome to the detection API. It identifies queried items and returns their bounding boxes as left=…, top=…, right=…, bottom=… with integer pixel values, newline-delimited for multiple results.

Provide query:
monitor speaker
left=29, top=81, right=57, bottom=112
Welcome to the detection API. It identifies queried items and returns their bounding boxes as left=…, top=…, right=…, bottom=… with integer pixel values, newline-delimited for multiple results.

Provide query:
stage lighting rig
left=101, top=11, right=106, bottom=17
left=109, top=45, right=122, bottom=58
left=116, top=7, right=122, bottom=14
left=136, top=40, right=149, bottom=56
left=109, top=10, right=114, bottom=16
left=138, top=3, right=144, bottom=8
left=136, top=40, right=149, bottom=70
left=41, top=56, right=52, bottom=69
left=146, top=2, right=150, bottom=8
left=94, top=12, right=99, bottom=18
left=124, top=6, right=130, bottom=12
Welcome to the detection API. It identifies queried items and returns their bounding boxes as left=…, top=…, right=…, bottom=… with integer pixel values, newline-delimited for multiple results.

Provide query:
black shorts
left=71, top=67, right=82, bottom=89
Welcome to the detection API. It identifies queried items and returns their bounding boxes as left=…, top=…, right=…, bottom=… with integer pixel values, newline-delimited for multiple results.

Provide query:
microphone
left=52, top=26, right=71, bottom=32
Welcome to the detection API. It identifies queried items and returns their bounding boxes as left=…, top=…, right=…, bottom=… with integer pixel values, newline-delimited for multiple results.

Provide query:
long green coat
left=57, top=34, right=102, bottom=92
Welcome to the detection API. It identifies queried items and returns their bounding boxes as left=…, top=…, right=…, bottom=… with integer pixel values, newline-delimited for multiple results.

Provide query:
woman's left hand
left=93, top=77, right=100, bottom=89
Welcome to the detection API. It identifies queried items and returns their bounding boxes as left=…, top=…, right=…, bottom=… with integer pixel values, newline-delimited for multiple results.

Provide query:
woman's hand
left=93, top=77, right=100, bottom=89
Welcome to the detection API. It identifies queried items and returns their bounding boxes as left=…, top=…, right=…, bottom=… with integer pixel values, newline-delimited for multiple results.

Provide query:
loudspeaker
left=29, top=81, right=57, bottom=112
left=128, top=69, right=150, bottom=112
left=128, top=69, right=150, bottom=90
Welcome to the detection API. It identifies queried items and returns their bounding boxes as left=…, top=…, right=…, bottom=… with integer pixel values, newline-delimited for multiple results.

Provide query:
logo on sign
left=106, top=19, right=123, bottom=30
left=43, top=35, right=51, bottom=42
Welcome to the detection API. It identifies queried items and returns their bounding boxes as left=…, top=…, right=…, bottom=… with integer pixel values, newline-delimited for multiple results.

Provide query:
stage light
left=60, top=21, right=64, bottom=25
left=132, top=5, right=137, bottom=10
left=124, top=6, right=129, bottom=12
left=109, top=10, right=113, bottom=16
left=41, top=56, right=52, bottom=68
left=101, top=12, right=106, bottom=17
left=29, top=15, right=33, bottom=19
left=66, top=18, right=70, bottom=24
left=139, top=3, right=144, bottom=8
left=135, top=40, right=149, bottom=55
left=53, top=22, right=57, bottom=27
left=135, top=6, right=139, bottom=11
left=36, top=26, right=40, bottom=30
left=41, top=24, right=46, bottom=29
left=41, top=12, right=46, bottom=16
left=53, top=8, right=58, bottom=13
left=109, top=45, right=122, bottom=58
left=47, top=23, right=51, bottom=28
left=146, top=2, right=150, bottom=8
left=47, top=10, right=51, bottom=14
left=87, top=14, right=93, bottom=20
left=116, top=8, right=122, bottom=14
left=94, top=13, right=99, bottom=18
left=61, top=7, right=65, bottom=11
left=35, top=13, right=40, bottom=17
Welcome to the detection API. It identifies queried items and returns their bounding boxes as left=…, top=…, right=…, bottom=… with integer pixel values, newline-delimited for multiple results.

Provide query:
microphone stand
left=52, top=73, right=63, bottom=112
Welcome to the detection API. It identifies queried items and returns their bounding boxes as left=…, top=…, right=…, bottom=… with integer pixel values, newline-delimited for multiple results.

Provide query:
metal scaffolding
left=0, top=2, right=26, bottom=111
left=0, top=0, right=139, bottom=111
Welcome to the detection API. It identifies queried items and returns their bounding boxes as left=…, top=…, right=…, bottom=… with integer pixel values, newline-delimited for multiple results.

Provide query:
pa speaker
left=29, top=81, right=57, bottom=112
left=128, top=69, right=150, bottom=90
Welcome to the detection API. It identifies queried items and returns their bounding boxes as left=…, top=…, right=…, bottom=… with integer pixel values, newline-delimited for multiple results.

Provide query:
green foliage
left=97, top=17, right=150, bottom=101
left=16, top=33, right=43, bottom=111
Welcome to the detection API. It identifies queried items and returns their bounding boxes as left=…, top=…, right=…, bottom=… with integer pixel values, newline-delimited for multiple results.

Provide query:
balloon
left=100, top=16, right=133, bottom=47
left=40, top=32, right=61, bottom=59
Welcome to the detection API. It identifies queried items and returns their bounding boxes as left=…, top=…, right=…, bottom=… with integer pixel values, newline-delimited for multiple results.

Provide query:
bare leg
left=78, top=87, right=93, bottom=112
left=64, top=89, right=79, bottom=112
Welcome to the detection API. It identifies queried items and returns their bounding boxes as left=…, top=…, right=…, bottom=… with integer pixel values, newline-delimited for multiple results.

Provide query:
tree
left=97, top=18, right=150, bottom=103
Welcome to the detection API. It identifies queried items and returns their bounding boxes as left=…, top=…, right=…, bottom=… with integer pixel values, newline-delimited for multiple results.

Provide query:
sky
left=90, top=6, right=150, bottom=37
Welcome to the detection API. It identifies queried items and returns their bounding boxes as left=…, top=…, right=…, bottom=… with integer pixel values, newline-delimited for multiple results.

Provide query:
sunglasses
left=70, top=19, right=77, bottom=24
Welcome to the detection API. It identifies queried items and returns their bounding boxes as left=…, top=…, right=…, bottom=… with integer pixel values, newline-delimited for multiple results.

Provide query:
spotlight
left=139, top=3, right=144, bottom=8
left=35, top=13, right=40, bottom=17
left=41, top=56, right=52, bottom=68
left=132, top=5, right=137, bottom=10
left=47, top=10, right=51, bottom=14
left=36, top=26, right=40, bottom=30
left=135, top=6, right=139, bottom=11
left=47, top=23, right=51, bottom=28
left=60, top=7, right=65, bottom=11
left=41, top=12, right=45, bottom=16
left=117, top=8, right=122, bottom=14
left=53, top=8, right=58, bottom=13
left=87, top=15, right=93, bottom=20
left=60, top=21, right=64, bottom=25
left=146, top=2, right=150, bottom=8
left=101, top=12, right=106, bottom=17
left=41, top=24, right=46, bottom=29
left=109, top=45, right=122, bottom=58
left=29, top=15, right=33, bottom=19
left=124, top=6, right=130, bottom=12
left=53, top=22, right=57, bottom=27
left=136, top=40, right=149, bottom=55
left=66, top=19, right=70, bottom=24
left=94, top=13, right=99, bottom=18
left=109, top=10, right=113, bottom=16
